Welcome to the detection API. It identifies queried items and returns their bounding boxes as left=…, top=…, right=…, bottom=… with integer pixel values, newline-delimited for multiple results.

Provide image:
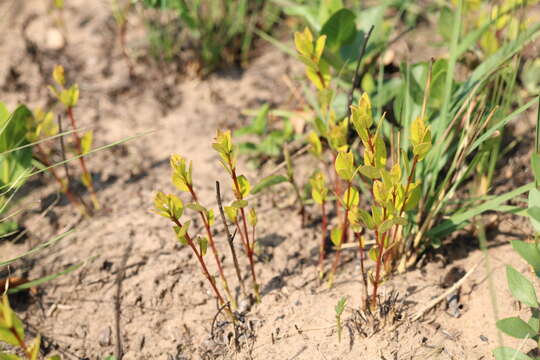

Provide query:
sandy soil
left=1, top=1, right=540, bottom=359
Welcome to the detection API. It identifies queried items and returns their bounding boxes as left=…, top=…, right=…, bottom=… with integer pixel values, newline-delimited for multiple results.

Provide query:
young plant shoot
left=213, top=130, right=261, bottom=303
left=49, top=65, right=99, bottom=211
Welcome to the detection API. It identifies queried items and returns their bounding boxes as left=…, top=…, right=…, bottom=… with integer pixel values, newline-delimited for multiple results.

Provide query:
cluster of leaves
left=291, top=28, right=432, bottom=307
left=139, top=0, right=281, bottom=74
left=154, top=130, right=260, bottom=314
left=0, top=295, right=61, bottom=360
left=235, top=104, right=296, bottom=167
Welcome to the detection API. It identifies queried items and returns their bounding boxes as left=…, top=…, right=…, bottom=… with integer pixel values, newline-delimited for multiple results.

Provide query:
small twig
left=216, top=181, right=245, bottom=297
left=411, top=261, right=481, bottom=322
left=210, top=301, right=232, bottom=339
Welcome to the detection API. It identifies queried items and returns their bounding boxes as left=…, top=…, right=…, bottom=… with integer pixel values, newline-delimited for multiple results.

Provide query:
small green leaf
left=237, top=175, right=251, bottom=198
left=331, top=227, right=342, bottom=247
left=335, top=297, right=347, bottom=316
left=342, top=186, right=359, bottom=209
left=368, top=247, right=378, bottom=262
left=52, top=65, right=65, bottom=86
left=224, top=206, right=237, bottom=222
left=252, top=175, right=288, bottom=194
left=248, top=208, right=257, bottom=226
left=506, top=265, right=539, bottom=307
left=46, top=356, right=62, bottom=360
left=496, top=317, right=537, bottom=339
left=80, top=131, right=93, bottom=155
left=528, top=189, right=540, bottom=233
left=231, top=199, right=248, bottom=208
left=187, top=203, right=207, bottom=213
left=335, top=151, right=354, bottom=181
left=493, top=347, right=533, bottom=360
left=511, top=240, right=540, bottom=277
left=198, top=237, right=208, bottom=256
left=357, top=165, right=380, bottom=179
left=320, top=9, right=356, bottom=51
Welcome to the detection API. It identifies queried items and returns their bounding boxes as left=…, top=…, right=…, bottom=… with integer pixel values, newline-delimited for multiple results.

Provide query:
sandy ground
left=1, top=1, right=540, bottom=359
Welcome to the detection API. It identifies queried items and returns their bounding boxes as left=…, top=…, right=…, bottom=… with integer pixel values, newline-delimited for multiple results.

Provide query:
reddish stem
left=318, top=201, right=327, bottom=277
left=171, top=217, right=227, bottom=307
left=67, top=106, right=99, bottom=209
left=188, top=185, right=235, bottom=307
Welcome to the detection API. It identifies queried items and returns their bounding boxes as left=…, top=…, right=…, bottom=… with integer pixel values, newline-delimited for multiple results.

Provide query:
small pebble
left=480, top=335, right=489, bottom=342
left=98, top=326, right=111, bottom=347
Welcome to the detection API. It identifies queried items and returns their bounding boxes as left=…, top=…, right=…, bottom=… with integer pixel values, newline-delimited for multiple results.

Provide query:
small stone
left=98, top=326, right=112, bottom=347
left=45, top=28, right=65, bottom=50
left=479, top=335, right=489, bottom=342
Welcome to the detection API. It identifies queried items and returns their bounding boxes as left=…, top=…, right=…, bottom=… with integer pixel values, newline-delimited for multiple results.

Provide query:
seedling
left=110, top=0, right=134, bottom=77
left=26, top=108, right=89, bottom=216
left=154, top=130, right=261, bottom=311
left=169, top=154, right=235, bottom=308
left=235, top=104, right=296, bottom=167
left=153, top=191, right=231, bottom=317
left=49, top=65, right=99, bottom=211
left=0, top=294, right=61, bottom=360
left=335, top=296, right=347, bottom=343
left=213, top=130, right=261, bottom=302
left=310, top=170, right=328, bottom=278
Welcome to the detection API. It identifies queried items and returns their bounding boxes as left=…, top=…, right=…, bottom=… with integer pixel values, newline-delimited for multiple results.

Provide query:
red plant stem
left=35, top=145, right=89, bottom=216
left=188, top=186, right=235, bottom=307
left=234, top=218, right=260, bottom=301
left=171, top=217, right=227, bottom=308
left=230, top=166, right=260, bottom=301
left=66, top=106, right=99, bottom=209
left=329, top=181, right=351, bottom=287
left=318, top=201, right=327, bottom=277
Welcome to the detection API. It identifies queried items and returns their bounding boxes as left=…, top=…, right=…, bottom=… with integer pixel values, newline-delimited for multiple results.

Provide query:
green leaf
left=237, top=175, right=251, bottom=198
left=511, top=240, right=540, bottom=278
left=357, top=165, right=380, bottom=179
left=493, top=347, right=533, bottom=360
left=528, top=188, right=540, bottom=233
left=187, top=203, right=207, bottom=213
left=0, top=296, right=24, bottom=346
left=231, top=199, right=248, bottom=208
left=320, top=9, right=356, bottom=52
left=532, top=153, right=540, bottom=184
left=330, top=227, right=342, bottom=247
left=335, top=151, right=354, bottom=181
left=496, top=317, right=537, bottom=339
left=224, top=206, right=237, bottom=222
left=235, top=104, right=269, bottom=136
left=80, top=131, right=93, bottom=155
left=252, top=175, right=288, bottom=194
left=335, top=297, right=347, bottom=316
left=198, top=237, right=208, bottom=256
left=342, top=186, right=359, bottom=209
left=506, top=266, right=538, bottom=307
